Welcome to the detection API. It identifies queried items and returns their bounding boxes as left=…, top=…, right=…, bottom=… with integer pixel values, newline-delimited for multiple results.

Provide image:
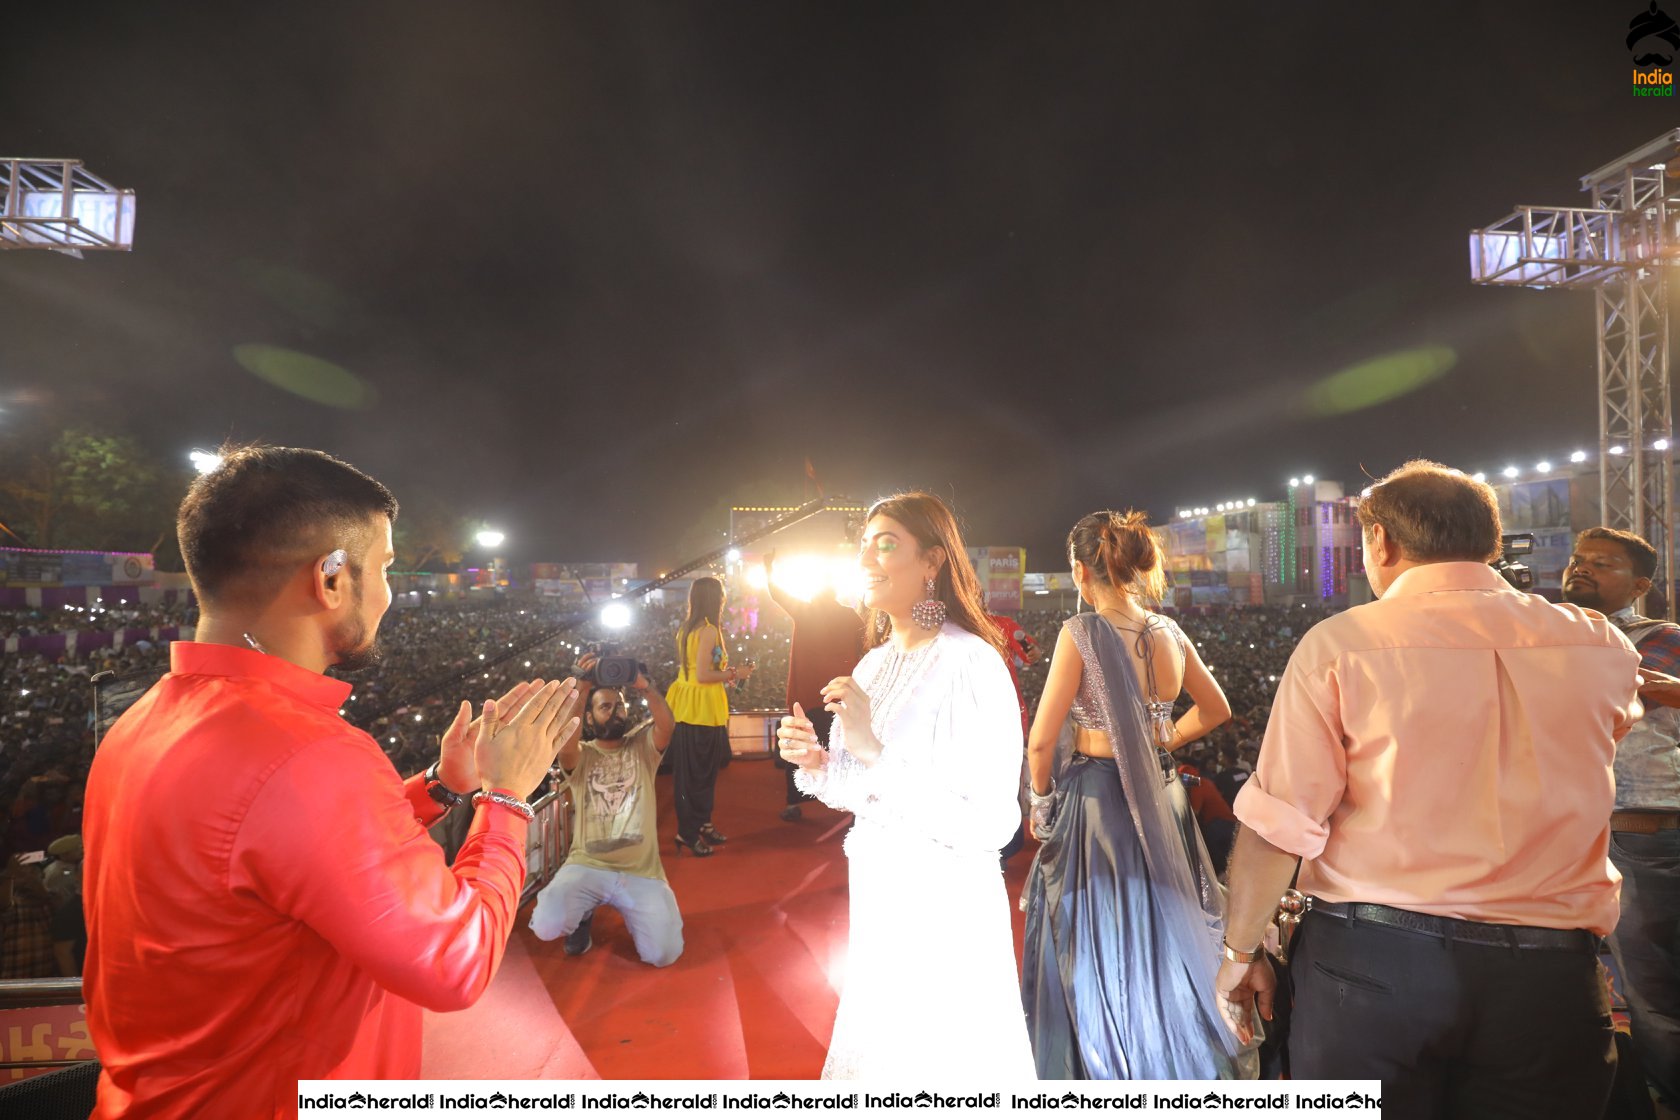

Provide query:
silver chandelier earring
left=911, top=577, right=947, bottom=631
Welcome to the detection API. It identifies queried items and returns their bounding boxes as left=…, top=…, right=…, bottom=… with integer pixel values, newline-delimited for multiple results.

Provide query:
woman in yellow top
left=665, top=576, right=752, bottom=856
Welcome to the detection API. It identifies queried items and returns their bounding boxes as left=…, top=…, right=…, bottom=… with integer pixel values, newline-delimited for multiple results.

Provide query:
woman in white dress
left=777, top=491, right=1036, bottom=1082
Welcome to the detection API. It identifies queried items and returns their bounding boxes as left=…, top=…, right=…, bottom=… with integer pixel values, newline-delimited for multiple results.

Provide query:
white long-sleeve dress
left=796, top=621, right=1036, bottom=1082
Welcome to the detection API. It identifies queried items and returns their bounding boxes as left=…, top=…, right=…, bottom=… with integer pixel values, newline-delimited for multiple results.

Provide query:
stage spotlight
left=1472, top=472, right=1487, bottom=483
left=188, top=450, right=222, bottom=474
left=1656, top=438, right=1671, bottom=451
left=1535, top=461, right=1552, bottom=473
left=1611, top=445, right=1627, bottom=455
left=1570, top=450, right=1587, bottom=463
left=725, top=548, right=742, bottom=564
left=1303, top=474, right=1314, bottom=485
left=1502, top=466, right=1520, bottom=478
left=1288, top=477, right=1300, bottom=488
left=600, top=602, right=632, bottom=629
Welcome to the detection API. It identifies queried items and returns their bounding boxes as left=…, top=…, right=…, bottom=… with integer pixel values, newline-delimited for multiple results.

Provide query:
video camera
left=577, top=644, right=649, bottom=689
left=1492, top=533, right=1535, bottom=592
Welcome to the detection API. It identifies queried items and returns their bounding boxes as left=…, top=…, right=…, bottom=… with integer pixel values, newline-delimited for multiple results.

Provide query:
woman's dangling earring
left=875, top=612, right=890, bottom=638
left=912, top=577, right=947, bottom=631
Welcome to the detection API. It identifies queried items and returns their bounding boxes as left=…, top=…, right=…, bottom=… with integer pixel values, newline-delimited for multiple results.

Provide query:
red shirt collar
left=169, top=641, right=353, bottom=712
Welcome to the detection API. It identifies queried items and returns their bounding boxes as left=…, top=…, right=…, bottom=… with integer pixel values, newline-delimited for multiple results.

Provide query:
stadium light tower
left=1, top=159, right=136, bottom=255
left=1471, top=129, right=1680, bottom=617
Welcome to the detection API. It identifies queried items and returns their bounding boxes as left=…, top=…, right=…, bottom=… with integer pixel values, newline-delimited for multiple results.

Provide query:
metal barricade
left=728, top=708, right=789, bottom=758
left=520, top=784, right=571, bottom=906
left=0, top=978, right=88, bottom=1079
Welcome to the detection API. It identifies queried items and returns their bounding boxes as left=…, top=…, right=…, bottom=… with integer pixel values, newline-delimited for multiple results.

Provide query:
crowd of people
left=4, top=446, right=1675, bottom=1120
left=0, top=585, right=1327, bottom=982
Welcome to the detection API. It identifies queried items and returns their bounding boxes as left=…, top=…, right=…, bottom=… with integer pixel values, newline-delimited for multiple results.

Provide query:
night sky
left=2, top=1, right=1674, bottom=570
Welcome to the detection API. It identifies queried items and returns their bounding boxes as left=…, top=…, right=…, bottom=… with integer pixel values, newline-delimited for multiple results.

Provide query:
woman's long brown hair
left=676, top=575, right=725, bottom=677
left=862, top=491, right=1006, bottom=656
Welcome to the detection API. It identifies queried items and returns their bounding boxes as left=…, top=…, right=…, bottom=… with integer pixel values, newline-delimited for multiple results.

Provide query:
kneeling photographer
left=528, top=650, right=681, bottom=966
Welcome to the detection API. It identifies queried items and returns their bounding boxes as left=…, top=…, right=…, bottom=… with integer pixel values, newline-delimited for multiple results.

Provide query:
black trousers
left=775, top=707, right=833, bottom=806
left=670, top=721, right=729, bottom=840
left=1290, top=909, right=1616, bottom=1120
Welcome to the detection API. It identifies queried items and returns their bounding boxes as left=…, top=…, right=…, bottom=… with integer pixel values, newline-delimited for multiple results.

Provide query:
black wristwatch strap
left=423, top=762, right=470, bottom=810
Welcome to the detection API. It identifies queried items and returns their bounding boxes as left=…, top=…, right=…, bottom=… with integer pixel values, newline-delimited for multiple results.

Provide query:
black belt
left=1308, top=900, right=1599, bottom=952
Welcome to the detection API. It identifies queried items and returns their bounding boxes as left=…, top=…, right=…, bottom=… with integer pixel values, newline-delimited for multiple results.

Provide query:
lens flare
left=1302, top=346, right=1457, bottom=417
left=232, top=344, right=378, bottom=410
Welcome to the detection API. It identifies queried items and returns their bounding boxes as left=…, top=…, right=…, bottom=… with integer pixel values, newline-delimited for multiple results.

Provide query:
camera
left=579, top=644, right=648, bottom=688
left=1492, top=533, right=1535, bottom=592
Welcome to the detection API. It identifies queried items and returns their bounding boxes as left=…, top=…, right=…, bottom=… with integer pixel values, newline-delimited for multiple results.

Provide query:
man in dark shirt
left=763, top=552, right=864, bottom=820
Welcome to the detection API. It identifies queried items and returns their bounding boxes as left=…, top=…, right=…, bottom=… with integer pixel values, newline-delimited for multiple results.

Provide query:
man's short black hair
left=1576, top=526, right=1659, bottom=581
left=177, top=443, right=398, bottom=608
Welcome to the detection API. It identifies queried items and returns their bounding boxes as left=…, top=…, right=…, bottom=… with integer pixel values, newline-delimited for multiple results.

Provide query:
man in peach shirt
left=1215, top=461, right=1641, bottom=1119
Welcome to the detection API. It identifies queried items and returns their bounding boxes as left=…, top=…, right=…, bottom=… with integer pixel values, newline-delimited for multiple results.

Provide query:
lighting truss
left=1471, top=129, right=1680, bottom=617
left=1, top=158, right=136, bottom=254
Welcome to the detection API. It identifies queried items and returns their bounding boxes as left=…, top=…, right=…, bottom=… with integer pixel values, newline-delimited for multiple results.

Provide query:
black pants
left=1290, top=909, right=1616, bottom=1119
left=776, top=707, right=833, bottom=806
left=670, top=722, right=728, bottom=841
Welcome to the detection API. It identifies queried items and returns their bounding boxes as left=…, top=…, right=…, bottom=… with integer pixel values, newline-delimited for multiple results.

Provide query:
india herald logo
left=1630, top=2, right=1680, bottom=66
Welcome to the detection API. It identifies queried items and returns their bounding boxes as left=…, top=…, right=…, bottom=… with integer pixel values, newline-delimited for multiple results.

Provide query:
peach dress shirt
left=1234, top=562, right=1641, bottom=936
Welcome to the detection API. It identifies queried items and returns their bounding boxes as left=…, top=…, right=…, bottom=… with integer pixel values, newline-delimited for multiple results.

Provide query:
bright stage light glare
left=745, top=566, right=769, bottom=591
left=475, top=529, right=505, bottom=549
left=600, top=602, right=632, bottom=629
left=1570, top=450, right=1587, bottom=463
left=1303, top=474, right=1314, bottom=485
left=725, top=548, right=742, bottom=564
left=1288, top=477, right=1300, bottom=488
left=1535, top=461, right=1552, bottom=473
left=189, top=450, right=222, bottom=474
left=1611, top=445, right=1627, bottom=455
left=1657, top=439, right=1671, bottom=451
left=1502, top=466, right=1520, bottom=478
left=1246, top=498, right=1256, bottom=506
left=1472, top=472, right=1487, bottom=483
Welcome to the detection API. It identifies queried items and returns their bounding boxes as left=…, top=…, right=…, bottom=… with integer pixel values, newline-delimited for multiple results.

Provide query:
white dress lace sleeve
left=791, top=644, right=883, bottom=809
left=797, top=629, right=1024, bottom=853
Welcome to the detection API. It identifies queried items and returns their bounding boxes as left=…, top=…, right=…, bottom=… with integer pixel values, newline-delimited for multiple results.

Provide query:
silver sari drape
left=1021, top=612, right=1256, bottom=1079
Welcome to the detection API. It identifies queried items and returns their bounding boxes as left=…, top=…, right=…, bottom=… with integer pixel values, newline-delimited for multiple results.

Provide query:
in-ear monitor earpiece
left=322, top=549, right=347, bottom=577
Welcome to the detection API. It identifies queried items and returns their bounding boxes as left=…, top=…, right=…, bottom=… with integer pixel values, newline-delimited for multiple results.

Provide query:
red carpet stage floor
left=421, top=756, right=1035, bottom=1080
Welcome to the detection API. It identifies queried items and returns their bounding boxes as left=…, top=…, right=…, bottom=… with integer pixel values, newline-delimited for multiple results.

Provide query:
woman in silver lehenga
left=1020, top=510, right=1256, bottom=1080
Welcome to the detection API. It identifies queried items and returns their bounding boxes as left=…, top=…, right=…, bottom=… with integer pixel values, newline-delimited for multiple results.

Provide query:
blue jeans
left=1609, top=829, right=1680, bottom=1105
left=528, top=863, right=684, bottom=967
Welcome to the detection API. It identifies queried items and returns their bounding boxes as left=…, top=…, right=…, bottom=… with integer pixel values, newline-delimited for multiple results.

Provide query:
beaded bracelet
left=472, top=789, right=535, bottom=821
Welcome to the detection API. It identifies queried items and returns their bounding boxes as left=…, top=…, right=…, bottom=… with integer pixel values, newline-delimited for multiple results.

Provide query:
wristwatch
left=423, top=762, right=470, bottom=810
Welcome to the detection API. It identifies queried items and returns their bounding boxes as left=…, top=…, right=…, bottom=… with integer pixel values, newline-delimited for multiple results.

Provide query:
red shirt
left=83, top=643, right=528, bottom=1118
left=768, top=587, right=864, bottom=710
left=1178, top=764, right=1238, bottom=823
left=988, top=614, right=1032, bottom=733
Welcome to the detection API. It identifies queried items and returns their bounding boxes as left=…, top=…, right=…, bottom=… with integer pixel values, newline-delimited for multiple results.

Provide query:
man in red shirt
left=763, top=552, right=864, bottom=820
left=82, top=445, right=580, bottom=1118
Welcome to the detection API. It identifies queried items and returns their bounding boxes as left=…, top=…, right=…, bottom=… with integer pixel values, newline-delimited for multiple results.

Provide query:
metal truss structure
left=1472, top=129, right=1680, bottom=616
left=1, top=159, right=136, bottom=254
